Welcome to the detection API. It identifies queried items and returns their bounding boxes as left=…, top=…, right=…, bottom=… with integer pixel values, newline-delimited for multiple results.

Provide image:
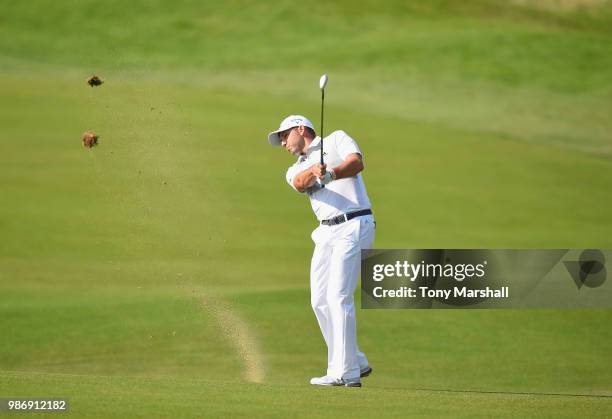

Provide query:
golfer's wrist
left=320, top=169, right=335, bottom=185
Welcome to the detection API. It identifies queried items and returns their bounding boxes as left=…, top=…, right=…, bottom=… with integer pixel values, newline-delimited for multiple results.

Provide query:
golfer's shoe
left=360, top=366, right=373, bottom=378
left=310, top=375, right=362, bottom=387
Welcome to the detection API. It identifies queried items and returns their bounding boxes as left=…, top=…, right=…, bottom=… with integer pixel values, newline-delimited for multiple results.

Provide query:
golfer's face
left=280, top=127, right=303, bottom=155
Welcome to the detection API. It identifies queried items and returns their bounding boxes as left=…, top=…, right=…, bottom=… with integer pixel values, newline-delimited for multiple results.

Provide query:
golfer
left=268, top=115, right=375, bottom=387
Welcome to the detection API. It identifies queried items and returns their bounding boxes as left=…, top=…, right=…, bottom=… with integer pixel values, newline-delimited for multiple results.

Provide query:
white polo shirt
left=286, top=130, right=372, bottom=222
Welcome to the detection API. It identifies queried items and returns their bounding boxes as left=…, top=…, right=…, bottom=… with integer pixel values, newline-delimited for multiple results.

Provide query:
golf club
left=319, top=74, right=328, bottom=187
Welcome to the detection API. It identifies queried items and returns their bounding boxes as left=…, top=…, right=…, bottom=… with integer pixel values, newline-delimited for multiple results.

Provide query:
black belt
left=321, top=209, right=372, bottom=226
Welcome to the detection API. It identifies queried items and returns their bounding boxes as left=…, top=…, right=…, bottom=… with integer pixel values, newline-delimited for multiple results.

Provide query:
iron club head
left=319, top=74, right=328, bottom=90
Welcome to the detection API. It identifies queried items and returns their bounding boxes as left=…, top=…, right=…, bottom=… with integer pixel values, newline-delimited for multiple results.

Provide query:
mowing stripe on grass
left=411, top=387, right=612, bottom=399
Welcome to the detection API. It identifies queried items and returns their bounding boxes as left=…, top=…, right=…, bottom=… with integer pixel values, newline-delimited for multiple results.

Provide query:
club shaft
left=320, top=90, right=325, bottom=165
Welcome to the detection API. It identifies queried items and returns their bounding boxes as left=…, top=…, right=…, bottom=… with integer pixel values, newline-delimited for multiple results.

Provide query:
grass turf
left=1, top=0, right=612, bottom=417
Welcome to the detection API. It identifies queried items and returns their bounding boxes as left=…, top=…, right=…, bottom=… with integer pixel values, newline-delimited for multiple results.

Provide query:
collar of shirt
left=303, top=136, right=321, bottom=158
left=309, top=136, right=321, bottom=149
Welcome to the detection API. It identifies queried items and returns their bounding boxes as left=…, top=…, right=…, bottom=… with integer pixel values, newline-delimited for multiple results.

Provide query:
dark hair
left=304, top=126, right=316, bottom=138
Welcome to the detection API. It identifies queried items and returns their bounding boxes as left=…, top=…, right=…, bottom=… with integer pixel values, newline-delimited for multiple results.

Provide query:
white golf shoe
left=310, top=375, right=362, bottom=387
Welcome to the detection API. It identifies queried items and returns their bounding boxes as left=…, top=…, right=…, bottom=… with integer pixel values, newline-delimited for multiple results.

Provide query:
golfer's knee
left=311, top=295, right=326, bottom=312
left=327, top=290, right=353, bottom=308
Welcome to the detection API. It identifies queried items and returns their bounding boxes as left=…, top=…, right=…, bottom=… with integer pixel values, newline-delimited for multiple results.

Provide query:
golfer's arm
left=292, top=154, right=364, bottom=192
left=332, top=153, right=364, bottom=180
left=293, top=169, right=318, bottom=193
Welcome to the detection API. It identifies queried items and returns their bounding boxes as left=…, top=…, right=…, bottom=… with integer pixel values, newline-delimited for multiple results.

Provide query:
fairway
left=1, top=1, right=612, bottom=417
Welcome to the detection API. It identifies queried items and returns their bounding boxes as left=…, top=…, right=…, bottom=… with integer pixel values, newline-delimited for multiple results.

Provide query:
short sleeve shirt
left=286, top=130, right=372, bottom=221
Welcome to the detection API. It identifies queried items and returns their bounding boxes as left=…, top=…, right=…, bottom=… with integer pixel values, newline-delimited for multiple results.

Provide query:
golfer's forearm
left=293, top=170, right=318, bottom=192
left=332, top=154, right=364, bottom=180
left=293, top=154, right=363, bottom=192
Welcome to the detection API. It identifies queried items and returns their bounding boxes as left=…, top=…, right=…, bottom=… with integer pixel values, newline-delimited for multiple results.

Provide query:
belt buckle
left=324, top=213, right=349, bottom=226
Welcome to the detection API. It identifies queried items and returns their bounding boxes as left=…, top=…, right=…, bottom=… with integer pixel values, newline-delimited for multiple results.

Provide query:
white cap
left=267, top=115, right=315, bottom=146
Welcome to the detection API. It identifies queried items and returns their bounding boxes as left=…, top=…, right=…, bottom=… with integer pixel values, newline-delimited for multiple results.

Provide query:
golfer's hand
left=310, top=163, right=327, bottom=179
left=320, top=170, right=334, bottom=185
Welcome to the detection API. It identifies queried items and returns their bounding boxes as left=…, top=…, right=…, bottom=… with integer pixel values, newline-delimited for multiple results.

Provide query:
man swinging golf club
left=267, top=75, right=375, bottom=387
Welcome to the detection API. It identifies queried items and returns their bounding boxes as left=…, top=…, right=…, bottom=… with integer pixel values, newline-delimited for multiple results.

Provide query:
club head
left=319, top=74, right=328, bottom=90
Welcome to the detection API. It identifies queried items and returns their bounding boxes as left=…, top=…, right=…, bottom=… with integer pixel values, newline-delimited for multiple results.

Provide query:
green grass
left=2, top=0, right=612, bottom=417
left=2, top=372, right=611, bottom=419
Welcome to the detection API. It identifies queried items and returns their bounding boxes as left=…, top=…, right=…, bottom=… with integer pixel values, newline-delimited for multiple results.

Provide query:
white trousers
left=310, top=215, right=375, bottom=380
